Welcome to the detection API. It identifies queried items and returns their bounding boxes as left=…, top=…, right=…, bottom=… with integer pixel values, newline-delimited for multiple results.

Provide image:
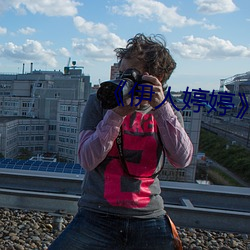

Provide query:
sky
left=0, top=0, right=249, bottom=92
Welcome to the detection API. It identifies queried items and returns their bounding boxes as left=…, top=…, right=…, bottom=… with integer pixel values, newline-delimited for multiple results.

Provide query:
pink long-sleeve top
left=78, top=102, right=193, bottom=172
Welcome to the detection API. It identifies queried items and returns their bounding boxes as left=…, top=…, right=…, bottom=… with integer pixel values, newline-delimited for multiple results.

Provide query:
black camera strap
left=116, top=127, right=164, bottom=179
left=116, top=128, right=132, bottom=177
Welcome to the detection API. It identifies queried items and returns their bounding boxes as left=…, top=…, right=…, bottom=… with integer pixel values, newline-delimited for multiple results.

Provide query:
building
left=0, top=62, right=90, bottom=162
left=220, top=71, right=250, bottom=118
left=110, top=63, right=119, bottom=80
left=159, top=102, right=202, bottom=183
left=220, top=71, right=250, bottom=94
left=0, top=61, right=201, bottom=182
left=0, top=116, right=48, bottom=159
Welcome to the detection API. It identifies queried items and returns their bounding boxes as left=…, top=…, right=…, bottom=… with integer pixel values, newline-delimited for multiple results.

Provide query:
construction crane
left=67, top=57, right=71, bottom=67
left=64, top=57, right=84, bottom=75
left=64, top=57, right=71, bottom=74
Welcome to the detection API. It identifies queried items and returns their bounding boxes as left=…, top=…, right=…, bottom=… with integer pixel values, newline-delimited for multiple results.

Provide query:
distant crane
left=64, top=57, right=71, bottom=74
left=67, top=57, right=71, bottom=67
left=64, top=57, right=84, bottom=74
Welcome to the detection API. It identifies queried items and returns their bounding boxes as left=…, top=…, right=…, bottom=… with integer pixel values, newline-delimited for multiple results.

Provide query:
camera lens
left=97, top=82, right=118, bottom=109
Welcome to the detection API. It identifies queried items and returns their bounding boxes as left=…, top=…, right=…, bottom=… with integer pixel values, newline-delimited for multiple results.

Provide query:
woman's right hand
left=112, top=98, right=137, bottom=117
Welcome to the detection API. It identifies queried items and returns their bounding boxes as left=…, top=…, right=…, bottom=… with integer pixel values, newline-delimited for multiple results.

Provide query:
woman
left=49, top=33, right=193, bottom=250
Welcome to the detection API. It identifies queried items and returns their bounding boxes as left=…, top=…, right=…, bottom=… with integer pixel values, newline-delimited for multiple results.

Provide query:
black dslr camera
left=97, top=68, right=144, bottom=109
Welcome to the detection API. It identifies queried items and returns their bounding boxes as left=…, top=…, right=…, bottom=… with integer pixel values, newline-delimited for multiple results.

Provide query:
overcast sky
left=0, top=0, right=249, bottom=91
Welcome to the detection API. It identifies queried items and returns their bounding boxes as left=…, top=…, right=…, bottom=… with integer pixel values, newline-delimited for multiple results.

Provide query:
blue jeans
left=48, top=208, right=175, bottom=250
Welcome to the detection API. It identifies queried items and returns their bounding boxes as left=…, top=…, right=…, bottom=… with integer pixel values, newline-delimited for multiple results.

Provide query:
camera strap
left=116, top=127, right=164, bottom=179
left=116, top=128, right=132, bottom=177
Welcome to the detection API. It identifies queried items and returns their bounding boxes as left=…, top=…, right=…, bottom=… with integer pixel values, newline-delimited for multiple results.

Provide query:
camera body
left=97, top=68, right=144, bottom=109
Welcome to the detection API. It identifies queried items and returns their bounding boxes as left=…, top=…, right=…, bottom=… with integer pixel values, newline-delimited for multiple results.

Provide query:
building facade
left=0, top=63, right=90, bottom=162
left=110, top=63, right=119, bottom=80
left=0, top=62, right=201, bottom=182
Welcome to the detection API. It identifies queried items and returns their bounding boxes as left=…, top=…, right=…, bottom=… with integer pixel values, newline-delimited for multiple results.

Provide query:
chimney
left=30, top=62, right=33, bottom=73
left=22, top=63, right=25, bottom=74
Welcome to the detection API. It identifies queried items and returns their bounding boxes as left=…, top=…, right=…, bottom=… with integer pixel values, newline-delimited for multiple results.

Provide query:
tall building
left=0, top=62, right=90, bottom=162
left=110, top=63, right=119, bottom=80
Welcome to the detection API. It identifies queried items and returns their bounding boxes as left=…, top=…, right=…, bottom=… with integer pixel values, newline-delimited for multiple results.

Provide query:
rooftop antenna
left=30, top=62, right=33, bottom=73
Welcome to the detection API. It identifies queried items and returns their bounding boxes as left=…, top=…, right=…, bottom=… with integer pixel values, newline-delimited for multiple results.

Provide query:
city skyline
left=0, top=0, right=249, bottom=91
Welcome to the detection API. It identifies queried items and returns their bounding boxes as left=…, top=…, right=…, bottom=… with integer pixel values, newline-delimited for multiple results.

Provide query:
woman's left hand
left=138, top=73, right=165, bottom=108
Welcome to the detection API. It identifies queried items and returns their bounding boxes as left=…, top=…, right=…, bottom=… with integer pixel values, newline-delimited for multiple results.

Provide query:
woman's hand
left=113, top=73, right=165, bottom=115
left=112, top=97, right=138, bottom=117
left=140, top=73, right=165, bottom=108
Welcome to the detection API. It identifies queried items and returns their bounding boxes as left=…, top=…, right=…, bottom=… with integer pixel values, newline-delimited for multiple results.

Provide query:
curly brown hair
left=114, top=33, right=176, bottom=85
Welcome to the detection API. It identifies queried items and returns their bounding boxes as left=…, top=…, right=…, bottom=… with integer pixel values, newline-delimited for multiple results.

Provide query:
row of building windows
left=19, top=125, right=45, bottom=131
left=160, top=169, right=185, bottom=178
left=58, top=136, right=76, bottom=144
left=0, top=101, right=35, bottom=108
left=20, top=146, right=44, bottom=152
left=0, top=110, right=19, bottom=116
left=0, top=101, right=37, bottom=108
left=0, top=110, right=39, bottom=117
left=19, top=136, right=44, bottom=141
left=59, top=125, right=77, bottom=134
left=48, top=135, right=56, bottom=140
left=0, top=101, right=19, bottom=107
left=22, top=102, right=34, bottom=108
left=60, top=105, right=78, bottom=112
left=0, top=92, right=11, bottom=96
left=7, top=126, right=18, bottom=135
left=49, top=125, right=57, bottom=131
left=4, top=124, right=76, bottom=134
left=5, top=135, right=45, bottom=146
left=182, top=110, right=192, bottom=117
left=0, top=84, right=11, bottom=89
left=58, top=146, right=74, bottom=155
left=59, top=116, right=77, bottom=123
left=6, top=137, right=17, bottom=146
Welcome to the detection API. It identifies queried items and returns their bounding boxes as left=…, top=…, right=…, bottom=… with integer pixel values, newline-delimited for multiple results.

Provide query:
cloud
left=171, top=36, right=250, bottom=59
left=0, top=39, right=57, bottom=67
left=194, top=0, right=238, bottom=15
left=201, top=19, right=220, bottom=30
left=72, top=37, right=120, bottom=62
left=18, top=27, right=36, bottom=35
left=0, top=0, right=82, bottom=16
left=72, top=16, right=126, bottom=61
left=110, top=0, right=204, bottom=32
left=59, top=47, right=71, bottom=57
left=73, top=16, right=109, bottom=36
left=0, top=26, right=7, bottom=35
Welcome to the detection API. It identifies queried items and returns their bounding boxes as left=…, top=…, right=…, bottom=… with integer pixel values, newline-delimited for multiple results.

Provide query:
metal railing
left=0, top=170, right=249, bottom=234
